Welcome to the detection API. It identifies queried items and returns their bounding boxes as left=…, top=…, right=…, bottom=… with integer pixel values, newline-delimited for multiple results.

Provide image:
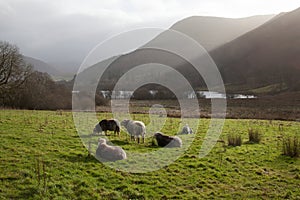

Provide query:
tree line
left=0, top=40, right=203, bottom=111
left=0, top=41, right=72, bottom=110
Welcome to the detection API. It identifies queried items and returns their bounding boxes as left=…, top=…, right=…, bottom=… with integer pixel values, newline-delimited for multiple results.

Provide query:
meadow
left=0, top=109, right=299, bottom=199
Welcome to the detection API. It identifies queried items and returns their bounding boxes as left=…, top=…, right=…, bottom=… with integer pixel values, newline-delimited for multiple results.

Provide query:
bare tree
left=0, top=41, right=33, bottom=107
left=7, top=71, right=72, bottom=110
left=0, top=41, right=32, bottom=90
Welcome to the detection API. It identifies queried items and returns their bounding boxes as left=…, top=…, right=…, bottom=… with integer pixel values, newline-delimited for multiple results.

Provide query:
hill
left=210, top=8, right=300, bottom=94
left=170, top=15, right=274, bottom=51
left=23, top=56, right=61, bottom=77
left=79, top=15, right=275, bottom=91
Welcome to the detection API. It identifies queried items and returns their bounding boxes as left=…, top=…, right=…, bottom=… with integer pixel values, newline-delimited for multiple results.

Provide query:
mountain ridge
left=23, top=56, right=61, bottom=77
left=170, top=14, right=274, bottom=51
left=210, top=7, right=300, bottom=93
left=82, top=14, right=276, bottom=90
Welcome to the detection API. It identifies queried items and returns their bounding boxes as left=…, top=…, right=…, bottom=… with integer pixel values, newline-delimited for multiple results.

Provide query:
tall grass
left=248, top=128, right=262, bottom=143
left=227, top=134, right=242, bottom=147
left=282, top=135, right=299, bottom=158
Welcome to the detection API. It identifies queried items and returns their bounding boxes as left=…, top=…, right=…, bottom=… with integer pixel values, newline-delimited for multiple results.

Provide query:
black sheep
left=93, top=119, right=120, bottom=136
left=153, top=132, right=182, bottom=148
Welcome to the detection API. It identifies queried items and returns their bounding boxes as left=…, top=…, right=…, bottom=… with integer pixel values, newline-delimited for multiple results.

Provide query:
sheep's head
left=121, top=119, right=130, bottom=127
left=98, top=138, right=106, bottom=145
left=93, top=124, right=102, bottom=134
left=153, top=132, right=163, bottom=139
left=182, top=124, right=192, bottom=134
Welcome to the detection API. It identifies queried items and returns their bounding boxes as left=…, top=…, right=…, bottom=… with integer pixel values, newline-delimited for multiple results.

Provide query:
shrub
left=282, top=135, right=299, bottom=158
left=227, top=134, right=242, bottom=147
left=95, top=93, right=109, bottom=106
left=248, top=128, right=262, bottom=143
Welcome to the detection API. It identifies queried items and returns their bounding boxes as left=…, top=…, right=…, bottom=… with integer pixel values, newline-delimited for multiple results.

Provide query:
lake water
left=99, top=90, right=256, bottom=99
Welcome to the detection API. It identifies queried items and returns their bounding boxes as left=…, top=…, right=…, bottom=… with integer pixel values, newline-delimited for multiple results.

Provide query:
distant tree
left=154, top=87, right=176, bottom=100
left=17, top=71, right=72, bottom=110
left=2, top=71, right=72, bottom=110
left=19, top=71, right=56, bottom=109
left=133, top=87, right=153, bottom=100
left=0, top=41, right=32, bottom=91
left=0, top=41, right=33, bottom=106
left=0, top=41, right=74, bottom=109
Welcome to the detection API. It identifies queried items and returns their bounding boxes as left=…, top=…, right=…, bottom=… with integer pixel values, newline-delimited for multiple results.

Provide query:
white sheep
left=181, top=124, right=193, bottom=134
left=121, top=119, right=146, bottom=143
left=96, top=138, right=127, bottom=161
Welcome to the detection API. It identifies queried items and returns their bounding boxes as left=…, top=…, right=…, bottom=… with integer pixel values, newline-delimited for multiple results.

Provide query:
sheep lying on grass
left=121, top=119, right=146, bottom=143
left=153, top=132, right=182, bottom=148
left=93, top=119, right=120, bottom=136
left=181, top=124, right=193, bottom=134
left=96, top=138, right=127, bottom=161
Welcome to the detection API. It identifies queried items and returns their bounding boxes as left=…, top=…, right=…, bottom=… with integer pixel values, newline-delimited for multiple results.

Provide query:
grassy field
left=0, top=109, right=299, bottom=199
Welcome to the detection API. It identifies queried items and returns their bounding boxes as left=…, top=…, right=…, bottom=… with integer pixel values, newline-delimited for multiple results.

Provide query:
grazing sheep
left=181, top=124, right=193, bottom=134
left=153, top=132, right=182, bottom=148
left=121, top=119, right=146, bottom=143
left=93, top=119, right=120, bottom=136
left=96, top=138, right=127, bottom=161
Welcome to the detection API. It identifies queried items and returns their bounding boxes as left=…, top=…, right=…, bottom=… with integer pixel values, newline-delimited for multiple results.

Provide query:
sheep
left=181, top=124, right=193, bottom=134
left=96, top=138, right=127, bottom=161
left=121, top=119, right=146, bottom=143
left=153, top=132, right=182, bottom=148
left=93, top=119, right=120, bottom=136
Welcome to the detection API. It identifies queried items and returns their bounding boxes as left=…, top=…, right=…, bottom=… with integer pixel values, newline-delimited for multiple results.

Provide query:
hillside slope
left=170, top=15, right=274, bottom=51
left=80, top=15, right=275, bottom=91
left=24, top=56, right=61, bottom=76
left=210, top=8, right=300, bottom=93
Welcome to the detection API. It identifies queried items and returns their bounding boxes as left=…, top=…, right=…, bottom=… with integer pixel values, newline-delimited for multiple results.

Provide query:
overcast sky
left=1, top=0, right=300, bottom=68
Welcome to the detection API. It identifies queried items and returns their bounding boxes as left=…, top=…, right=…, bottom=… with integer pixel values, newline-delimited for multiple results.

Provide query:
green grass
left=0, top=109, right=299, bottom=199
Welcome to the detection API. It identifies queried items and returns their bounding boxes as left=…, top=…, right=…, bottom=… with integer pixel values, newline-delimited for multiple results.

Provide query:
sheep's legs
left=130, top=135, right=134, bottom=141
left=114, top=130, right=120, bottom=136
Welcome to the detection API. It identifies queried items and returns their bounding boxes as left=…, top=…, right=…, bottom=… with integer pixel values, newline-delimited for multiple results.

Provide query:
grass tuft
left=282, top=135, right=299, bottom=158
left=248, top=128, right=262, bottom=144
left=227, top=134, right=242, bottom=147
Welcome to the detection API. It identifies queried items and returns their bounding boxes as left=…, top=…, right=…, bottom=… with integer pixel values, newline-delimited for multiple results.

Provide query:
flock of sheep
left=92, top=119, right=193, bottom=161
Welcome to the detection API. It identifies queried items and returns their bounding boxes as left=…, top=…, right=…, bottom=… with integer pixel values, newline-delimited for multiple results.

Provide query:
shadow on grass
left=74, top=133, right=105, bottom=138
left=75, top=134, right=93, bottom=138
left=60, top=153, right=99, bottom=163
left=61, top=153, right=125, bottom=164
left=109, top=140, right=130, bottom=145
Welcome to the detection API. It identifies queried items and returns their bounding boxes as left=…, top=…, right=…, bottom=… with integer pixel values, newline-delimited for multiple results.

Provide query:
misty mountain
left=210, top=7, right=300, bottom=93
left=170, top=15, right=274, bottom=51
left=48, top=61, right=81, bottom=76
left=24, top=56, right=61, bottom=77
left=78, top=15, right=276, bottom=91
left=52, top=15, right=274, bottom=76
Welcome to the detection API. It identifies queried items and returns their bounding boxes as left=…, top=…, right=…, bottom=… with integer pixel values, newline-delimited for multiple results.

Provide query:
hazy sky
left=0, top=0, right=299, bottom=68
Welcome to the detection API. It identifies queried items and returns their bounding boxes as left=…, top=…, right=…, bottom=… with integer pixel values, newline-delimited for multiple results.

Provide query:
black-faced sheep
left=153, top=132, right=182, bottom=148
left=121, top=119, right=146, bottom=143
left=93, top=119, right=120, bottom=136
left=96, top=138, right=127, bottom=161
left=181, top=124, right=193, bottom=134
